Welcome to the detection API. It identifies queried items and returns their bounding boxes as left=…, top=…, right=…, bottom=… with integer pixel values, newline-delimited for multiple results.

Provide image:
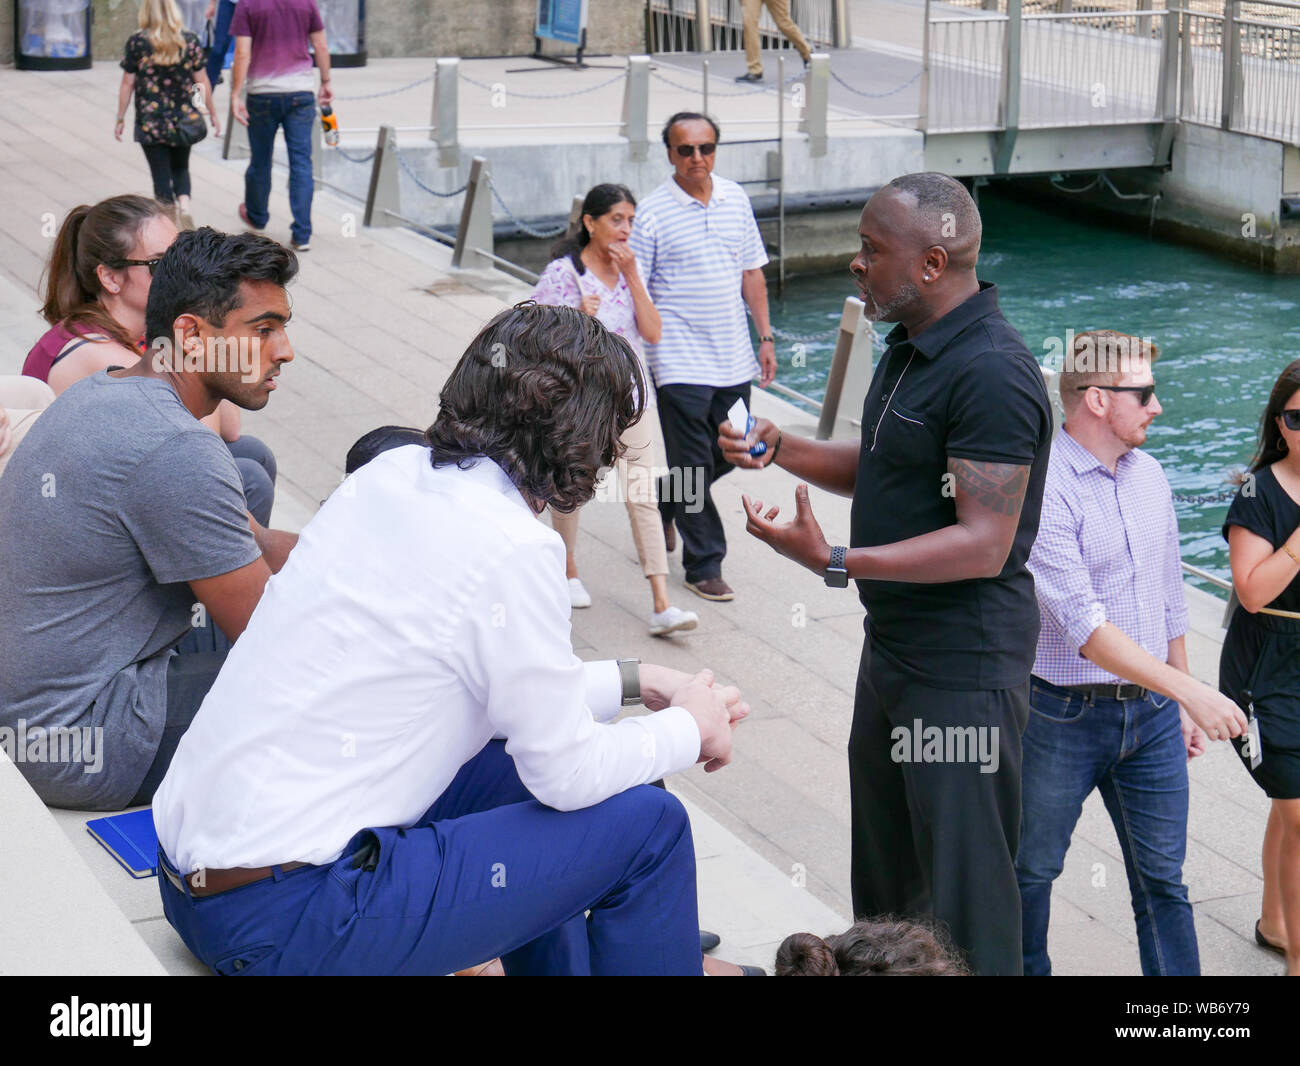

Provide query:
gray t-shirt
left=0, top=372, right=260, bottom=808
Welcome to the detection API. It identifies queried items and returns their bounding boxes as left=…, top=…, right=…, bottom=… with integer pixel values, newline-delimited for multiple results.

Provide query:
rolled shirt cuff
left=1064, top=601, right=1108, bottom=653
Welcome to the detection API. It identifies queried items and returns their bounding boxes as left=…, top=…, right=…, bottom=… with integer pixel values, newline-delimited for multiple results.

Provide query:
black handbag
left=176, top=107, right=208, bottom=146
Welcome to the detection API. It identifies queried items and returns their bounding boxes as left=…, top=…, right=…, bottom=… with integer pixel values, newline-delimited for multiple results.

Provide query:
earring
left=1282, top=438, right=1290, bottom=453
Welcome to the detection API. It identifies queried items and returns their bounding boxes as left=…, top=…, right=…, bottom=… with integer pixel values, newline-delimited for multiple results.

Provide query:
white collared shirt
left=628, top=174, right=768, bottom=387
left=152, top=445, right=702, bottom=872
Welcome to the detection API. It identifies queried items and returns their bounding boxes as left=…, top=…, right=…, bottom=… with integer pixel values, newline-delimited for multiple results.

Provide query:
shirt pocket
left=870, top=401, right=937, bottom=466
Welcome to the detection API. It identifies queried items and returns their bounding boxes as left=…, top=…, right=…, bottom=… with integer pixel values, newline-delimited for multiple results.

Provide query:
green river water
left=766, top=191, right=1300, bottom=588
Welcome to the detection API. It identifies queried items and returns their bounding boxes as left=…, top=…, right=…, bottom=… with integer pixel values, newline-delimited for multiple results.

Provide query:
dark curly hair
left=426, top=301, right=646, bottom=513
left=775, top=916, right=970, bottom=976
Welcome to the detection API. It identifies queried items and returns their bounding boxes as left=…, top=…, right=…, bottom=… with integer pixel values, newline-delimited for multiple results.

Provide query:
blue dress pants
left=159, top=741, right=703, bottom=975
left=1016, top=677, right=1199, bottom=976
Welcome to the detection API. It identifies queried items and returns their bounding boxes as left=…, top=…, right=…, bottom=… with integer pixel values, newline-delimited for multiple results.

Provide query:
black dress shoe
left=734, top=71, right=763, bottom=83
left=700, top=930, right=721, bottom=953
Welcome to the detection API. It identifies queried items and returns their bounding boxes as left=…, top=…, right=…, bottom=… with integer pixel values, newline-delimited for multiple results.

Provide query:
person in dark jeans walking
left=203, top=0, right=238, bottom=88
left=230, top=0, right=331, bottom=252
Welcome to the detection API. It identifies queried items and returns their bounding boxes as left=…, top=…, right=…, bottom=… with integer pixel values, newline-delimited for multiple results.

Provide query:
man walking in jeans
left=230, top=0, right=331, bottom=252
left=1018, top=330, right=1248, bottom=975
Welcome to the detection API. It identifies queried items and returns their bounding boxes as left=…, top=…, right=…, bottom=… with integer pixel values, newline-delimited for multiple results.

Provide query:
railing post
left=1137, top=0, right=1153, bottom=38
left=695, top=0, right=711, bottom=51
left=566, top=194, right=585, bottom=238
left=799, top=52, right=830, bottom=157
left=1221, top=0, right=1244, bottom=131
left=1180, top=0, right=1197, bottom=119
left=622, top=55, right=651, bottom=162
left=832, top=0, right=852, bottom=48
left=363, top=125, right=401, bottom=228
left=1155, top=1, right=1180, bottom=162
left=920, top=0, right=931, bottom=133
left=982, top=0, right=999, bottom=11
left=451, top=156, right=494, bottom=272
left=994, top=0, right=1022, bottom=173
left=817, top=298, right=874, bottom=441
left=222, top=97, right=250, bottom=160
left=433, top=57, right=460, bottom=166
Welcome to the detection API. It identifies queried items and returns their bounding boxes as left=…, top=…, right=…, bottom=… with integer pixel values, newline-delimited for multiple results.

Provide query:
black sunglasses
left=673, top=143, right=717, bottom=158
left=1282, top=409, right=1300, bottom=431
left=1077, top=383, right=1157, bottom=407
left=109, top=257, right=162, bottom=276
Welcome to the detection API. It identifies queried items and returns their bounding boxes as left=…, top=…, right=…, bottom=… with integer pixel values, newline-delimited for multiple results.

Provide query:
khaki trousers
left=743, top=0, right=812, bottom=75
left=0, top=376, right=55, bottom=481
left=549, top=401, right=669, bottom=580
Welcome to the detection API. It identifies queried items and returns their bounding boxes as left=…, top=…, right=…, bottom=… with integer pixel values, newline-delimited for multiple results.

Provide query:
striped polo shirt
left=628, top=174, right=769, bottom=387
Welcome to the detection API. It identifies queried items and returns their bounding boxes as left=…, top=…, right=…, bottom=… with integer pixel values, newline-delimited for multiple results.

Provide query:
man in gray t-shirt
left=0, top=228, right=300, bottom=809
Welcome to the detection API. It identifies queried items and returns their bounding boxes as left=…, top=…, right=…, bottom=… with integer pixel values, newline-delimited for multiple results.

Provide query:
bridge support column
left=994, top=0, right=1022, bottom=173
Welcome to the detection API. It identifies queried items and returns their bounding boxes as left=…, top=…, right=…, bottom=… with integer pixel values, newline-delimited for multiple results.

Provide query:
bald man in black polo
left=720, top=173, right=1052, bottom=975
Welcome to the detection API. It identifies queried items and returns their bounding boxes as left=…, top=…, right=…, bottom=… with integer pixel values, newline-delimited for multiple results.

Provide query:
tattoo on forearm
left=947, top=458, right=1029, bottom=516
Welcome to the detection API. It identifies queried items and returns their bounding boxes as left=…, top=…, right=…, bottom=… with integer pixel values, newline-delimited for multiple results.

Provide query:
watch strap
left=616, top=658, right=641, bottom=706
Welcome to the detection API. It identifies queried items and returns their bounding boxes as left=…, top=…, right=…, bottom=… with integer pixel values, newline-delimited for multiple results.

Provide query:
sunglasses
left=673, top=143, right=717, bottom=158
left=109, top=257, right=162, bottom=276
left=1282, top=409, right=1300, bottom=431
left=1077, top=383, right=1157, bottom=406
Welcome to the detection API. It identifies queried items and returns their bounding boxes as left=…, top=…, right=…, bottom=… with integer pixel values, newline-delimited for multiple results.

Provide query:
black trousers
left=141, top=143, right=192, bottom=203
left=847, top=638, right=1030, bottom=975
left=655, top=381, right=750, bottom=584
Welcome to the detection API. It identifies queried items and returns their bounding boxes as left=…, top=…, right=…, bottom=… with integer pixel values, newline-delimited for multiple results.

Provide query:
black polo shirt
left=849, top=281, right=1053, bottom=690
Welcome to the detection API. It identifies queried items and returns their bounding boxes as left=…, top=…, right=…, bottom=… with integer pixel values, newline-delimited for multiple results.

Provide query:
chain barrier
left=460, top=71, right=625, bottom=99
left=829, top=68, right=921, bottom=99
left=332, top=73, right=434, bottom=102
left=488, top=176, right=569, bottom=238
left=335, top=147, right=376, bottom=164
left=394, top=149, right=470, bottom=198
left=648, top=67, right=804, bottom=97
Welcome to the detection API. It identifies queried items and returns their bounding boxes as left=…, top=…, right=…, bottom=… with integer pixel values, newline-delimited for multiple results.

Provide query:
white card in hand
left=727, top=397, right=750, bottom=435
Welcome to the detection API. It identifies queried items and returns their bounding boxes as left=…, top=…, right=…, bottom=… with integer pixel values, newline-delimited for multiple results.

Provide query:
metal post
left=434, top=58, right=460, bottom=166
left=363, top=125, right=401, bottom=228
left=696, top=0, right=711, bottom=51
left=1137, top=0, right=1153, bottom=38
left=832, top=0, right=852, bottom=48
left=799, top=52, right=830, bottom=157
left=566, top=193, right=585, bottom=237
left=622, top=55, right=651, bottom=162
left=777, top=53, right=786, bottom=297
left=982, top=0, right=999, bottom=10
left=451, top=156, right=494, bottom=271
left=1155, top=1, right=1180, bottom=161
left=1180, top=0, right=1196, bottom=120
left=222, top=97, right=250, bottom=160
left=1221, top=0, right=1244, bottom=131
left=920, top=0, right=931, bottom=133
left=816, top=298, right=873, bottom=441
left=702, top=57, right=709, bottom=116
left=994, top=0, right=1022, bottom=173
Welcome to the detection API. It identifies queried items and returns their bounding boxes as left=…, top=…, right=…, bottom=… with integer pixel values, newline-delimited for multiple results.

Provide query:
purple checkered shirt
left=1028, top=429, right=1189, bottom=685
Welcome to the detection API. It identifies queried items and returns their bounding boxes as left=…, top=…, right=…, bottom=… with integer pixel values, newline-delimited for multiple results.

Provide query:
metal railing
left=646, top=0, right=847, bottom=52
left=925, top=0, right=1300, bottom=142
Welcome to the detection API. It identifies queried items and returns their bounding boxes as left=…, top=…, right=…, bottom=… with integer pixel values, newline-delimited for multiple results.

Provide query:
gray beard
left=865, top=283, right=923, bottom=324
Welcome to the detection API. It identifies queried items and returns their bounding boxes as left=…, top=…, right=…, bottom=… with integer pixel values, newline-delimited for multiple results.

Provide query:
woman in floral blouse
left=115, top=0, right=220, bottom=229
left=532, top=183, right=700, bottom=639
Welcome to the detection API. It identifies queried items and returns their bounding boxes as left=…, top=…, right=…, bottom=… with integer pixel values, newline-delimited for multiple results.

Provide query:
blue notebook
left=86, top=809, right=158, bottom=880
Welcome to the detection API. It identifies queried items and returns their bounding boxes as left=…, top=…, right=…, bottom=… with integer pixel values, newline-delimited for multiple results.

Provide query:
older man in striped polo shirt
left=628, top=112, right=777, bottom=602
left=1018, top=330, right=1248, bottom=976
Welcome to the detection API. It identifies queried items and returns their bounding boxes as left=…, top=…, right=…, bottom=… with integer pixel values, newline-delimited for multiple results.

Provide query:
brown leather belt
left=161, top=859, right=312, bottom=899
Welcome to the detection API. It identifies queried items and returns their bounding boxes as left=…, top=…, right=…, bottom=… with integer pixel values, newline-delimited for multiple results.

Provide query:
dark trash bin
left=14, top=0, right=92, bottom=70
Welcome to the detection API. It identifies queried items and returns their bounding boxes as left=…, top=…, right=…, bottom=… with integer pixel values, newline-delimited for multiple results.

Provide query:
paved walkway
left=0, top=56, right=1282, bottom=976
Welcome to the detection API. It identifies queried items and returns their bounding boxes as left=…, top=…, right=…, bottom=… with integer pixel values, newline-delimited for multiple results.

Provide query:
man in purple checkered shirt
left=1017, top=330, right=1249, bottom=976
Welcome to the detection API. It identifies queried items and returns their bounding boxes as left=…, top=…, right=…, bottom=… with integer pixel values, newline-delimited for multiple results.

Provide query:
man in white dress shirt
left=152, top=304, right=745, bottom=975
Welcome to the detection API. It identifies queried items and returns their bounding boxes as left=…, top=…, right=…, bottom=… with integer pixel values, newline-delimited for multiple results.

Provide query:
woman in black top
left=114, top=0, right=219, bottom=228
left=1219, top=357, right=1300, bottom=975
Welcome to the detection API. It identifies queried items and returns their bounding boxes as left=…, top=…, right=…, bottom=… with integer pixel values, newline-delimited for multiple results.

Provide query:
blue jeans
left=1016, top=678, right=1199, bottom=975
left=158, top=741, right=703, bottom=975
left=244, top=91, right=315, bottom=244
left=204, top=0, right=236, bottom=87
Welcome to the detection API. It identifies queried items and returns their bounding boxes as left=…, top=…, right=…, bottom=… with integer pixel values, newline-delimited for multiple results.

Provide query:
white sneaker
left=568, top=577, right=592, bottom=608
left=649, top=605, right=699, bottom=637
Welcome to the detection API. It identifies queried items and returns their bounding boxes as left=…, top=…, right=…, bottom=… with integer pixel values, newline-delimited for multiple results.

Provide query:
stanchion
left=451, top=156, right=494, bottom=270
left=363, top=125, right=401, bottom=227
left=816, top=297, right=873, bottom=440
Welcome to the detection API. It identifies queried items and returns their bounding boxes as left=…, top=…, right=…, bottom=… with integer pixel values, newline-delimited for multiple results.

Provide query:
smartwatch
left=824, top=546, right=849, bottom=588
left=616, top=658, right=641, bottom=706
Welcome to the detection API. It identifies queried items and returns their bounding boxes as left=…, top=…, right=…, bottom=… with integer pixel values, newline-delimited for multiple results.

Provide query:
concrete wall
left=1, top=1, right=646, bottom=65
